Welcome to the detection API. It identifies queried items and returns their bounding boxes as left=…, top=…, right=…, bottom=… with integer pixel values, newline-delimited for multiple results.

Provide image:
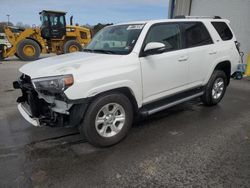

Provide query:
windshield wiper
left=83, top=49, right=94, bottom=53
left=83, top=49, right=117, bottom=54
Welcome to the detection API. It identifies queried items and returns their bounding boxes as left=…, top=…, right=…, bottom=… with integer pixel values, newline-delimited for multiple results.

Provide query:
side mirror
left=143, top=42, right=166, bottom=56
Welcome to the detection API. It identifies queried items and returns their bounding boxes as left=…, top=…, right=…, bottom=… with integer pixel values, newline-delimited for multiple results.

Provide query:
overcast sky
left=0, top=0, right=169, bottom=26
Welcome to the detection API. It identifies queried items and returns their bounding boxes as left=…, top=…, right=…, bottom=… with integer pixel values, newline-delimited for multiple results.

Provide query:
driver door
left=139, top=23, right=189, bottom=103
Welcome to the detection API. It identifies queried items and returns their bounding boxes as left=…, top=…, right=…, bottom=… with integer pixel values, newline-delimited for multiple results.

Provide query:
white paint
left=18, top=103, right=39, bottom=126
left=144, top=42, right=166, bottom=52
left=18, top=19, right=240, bottom=114
left=190, top=0, right=250, bottom=63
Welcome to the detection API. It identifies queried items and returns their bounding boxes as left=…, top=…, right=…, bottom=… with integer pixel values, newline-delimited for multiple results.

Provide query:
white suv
left=14, top=17, right=241, bottom=147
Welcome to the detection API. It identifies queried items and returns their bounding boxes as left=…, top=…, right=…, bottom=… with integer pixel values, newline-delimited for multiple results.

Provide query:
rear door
left=181, top=22, right=214, bottom=86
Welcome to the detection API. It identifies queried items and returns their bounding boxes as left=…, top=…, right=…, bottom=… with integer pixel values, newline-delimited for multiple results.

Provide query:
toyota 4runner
left=13, top=17, right=241, bottom=147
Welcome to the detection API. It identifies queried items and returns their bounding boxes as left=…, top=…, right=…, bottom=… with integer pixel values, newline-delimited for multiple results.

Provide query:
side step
left=140, top=88, right=204, bottom=116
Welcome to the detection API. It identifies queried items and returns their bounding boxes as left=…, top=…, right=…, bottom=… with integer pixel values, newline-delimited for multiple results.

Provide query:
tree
left=16, top=22, right=30, bottom=29
left=0, top=22, right=14, bottom=32
left=92, top=23, right=113, bottom=36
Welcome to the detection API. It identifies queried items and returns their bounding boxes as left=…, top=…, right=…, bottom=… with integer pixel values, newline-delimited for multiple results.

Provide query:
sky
left=0, top=0, right=169, bottom=26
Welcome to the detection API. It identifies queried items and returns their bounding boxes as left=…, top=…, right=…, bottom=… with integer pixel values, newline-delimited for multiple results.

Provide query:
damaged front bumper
left=13, top=74, right=89, bottom=127
left=17, top=103, right=40, bottom=126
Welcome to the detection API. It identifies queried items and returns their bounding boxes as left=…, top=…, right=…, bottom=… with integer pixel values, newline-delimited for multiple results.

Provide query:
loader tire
left=63, top=40, right=83, bottom=54
left=15, top=53, right=20, bottom=58
left=16, top=39, right=41, bottom=61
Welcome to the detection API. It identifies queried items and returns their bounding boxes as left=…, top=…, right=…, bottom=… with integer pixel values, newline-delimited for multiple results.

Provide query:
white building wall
left=190, top=0, right=250, bottom=63
left=173, top=0, right=192, bottom=17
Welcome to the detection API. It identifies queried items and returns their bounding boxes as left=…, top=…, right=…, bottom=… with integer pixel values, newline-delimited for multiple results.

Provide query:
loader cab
left=40, top=10, right=66, bottom=40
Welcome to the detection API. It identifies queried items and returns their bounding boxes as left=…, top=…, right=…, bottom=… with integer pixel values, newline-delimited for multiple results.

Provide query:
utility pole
left=6, top=14, right=10, bottom=26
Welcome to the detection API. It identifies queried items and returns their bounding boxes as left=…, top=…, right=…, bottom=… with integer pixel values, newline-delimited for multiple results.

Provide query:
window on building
left=212, top=22, right=233, bottom=41
left=182, top=22, right=213, bottom=48
left=145, top=23, right=182, bottom=52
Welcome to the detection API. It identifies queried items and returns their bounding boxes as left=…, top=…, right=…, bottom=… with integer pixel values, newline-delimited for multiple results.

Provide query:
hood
left=19, top=52, right=122, bottom=79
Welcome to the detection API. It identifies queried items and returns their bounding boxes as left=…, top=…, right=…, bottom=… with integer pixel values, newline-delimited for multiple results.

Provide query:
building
left=169, top=0, right=250, bottom=63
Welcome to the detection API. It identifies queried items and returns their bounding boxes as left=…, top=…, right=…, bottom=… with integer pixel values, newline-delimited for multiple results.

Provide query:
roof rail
left=174, top=15, right=222, bottom=19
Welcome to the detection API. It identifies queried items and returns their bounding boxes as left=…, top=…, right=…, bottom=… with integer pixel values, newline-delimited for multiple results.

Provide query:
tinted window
left=50, top=15, right=65, bottom=27
left=212, top=22, right=233, bottom=41
left=182, top=22, right=213, bottom=48
left=145, top=23, right=181, bottom=52
left=80, top=32, right=87, bottom=39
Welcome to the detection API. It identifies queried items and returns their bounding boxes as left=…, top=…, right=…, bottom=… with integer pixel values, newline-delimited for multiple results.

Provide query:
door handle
left=178, top=56, right=189, bottom=62
left=209, top=51, right=217, bottom=55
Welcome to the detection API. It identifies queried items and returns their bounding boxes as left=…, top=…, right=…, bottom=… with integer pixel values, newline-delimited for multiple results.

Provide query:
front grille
left=15, top=74, right=43, bottom=117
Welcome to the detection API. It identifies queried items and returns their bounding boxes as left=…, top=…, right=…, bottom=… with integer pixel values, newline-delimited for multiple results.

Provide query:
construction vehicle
left=0, top=10, right=92, bottom=61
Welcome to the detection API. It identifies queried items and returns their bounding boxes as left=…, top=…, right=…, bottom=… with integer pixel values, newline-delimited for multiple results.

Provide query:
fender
left=203, top=56, right=232, bottom=85
left=84, top=80, right=142, bottom=108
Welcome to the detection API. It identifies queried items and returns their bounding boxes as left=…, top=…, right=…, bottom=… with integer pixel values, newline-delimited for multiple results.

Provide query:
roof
left=39, top=10, right=67, bottom=15
left=116, top=18, right=229, bottom=26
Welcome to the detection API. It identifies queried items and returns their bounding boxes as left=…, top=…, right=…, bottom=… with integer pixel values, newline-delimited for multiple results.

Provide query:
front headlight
left=32, top=75, right=74, bottom=94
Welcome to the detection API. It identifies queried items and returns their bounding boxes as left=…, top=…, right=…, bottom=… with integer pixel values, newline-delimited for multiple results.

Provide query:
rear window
left=182, top=22, right=213, bottom=48
left=212, top=22, right=233, bottom=41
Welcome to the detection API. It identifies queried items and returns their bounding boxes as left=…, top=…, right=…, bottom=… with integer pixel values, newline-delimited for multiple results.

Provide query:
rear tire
left=79, top=92, right=133, bottom=147
left=16, top=39, right=41, bottom=61
left=63, top=40, right=83, bottom=54
left=201, top=70, right=227, bottom=106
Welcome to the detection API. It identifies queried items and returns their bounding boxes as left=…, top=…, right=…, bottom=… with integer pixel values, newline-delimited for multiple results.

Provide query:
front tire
left=80, top=92, right=133, bottom=147
left=202, top=70, right=227, bottom=106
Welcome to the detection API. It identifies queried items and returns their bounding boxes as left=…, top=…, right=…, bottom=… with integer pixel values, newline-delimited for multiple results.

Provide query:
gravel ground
left=0, top=55, right=250, bottom=188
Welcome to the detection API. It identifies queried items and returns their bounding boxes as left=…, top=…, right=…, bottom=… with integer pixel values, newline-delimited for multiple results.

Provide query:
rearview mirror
left=143, top=42, right=166, bottom=56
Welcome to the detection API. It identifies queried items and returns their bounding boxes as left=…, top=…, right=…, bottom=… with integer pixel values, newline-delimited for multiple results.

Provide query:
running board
left=140, top=90, right=204, bottom=116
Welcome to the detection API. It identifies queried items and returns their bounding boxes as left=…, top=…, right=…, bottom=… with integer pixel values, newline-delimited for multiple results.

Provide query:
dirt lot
left=0, top=56, right=250, bottom=187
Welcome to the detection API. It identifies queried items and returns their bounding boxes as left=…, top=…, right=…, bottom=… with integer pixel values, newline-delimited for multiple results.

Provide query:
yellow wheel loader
left=0, top=10, right=92, bottom=61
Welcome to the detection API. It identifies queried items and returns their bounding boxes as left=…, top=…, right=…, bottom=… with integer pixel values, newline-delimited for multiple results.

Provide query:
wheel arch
left=205, top=59, right=232, bottom=86
left=89, top=87, right=139, bottom=114
left=214, top=61, right=231, bottom=85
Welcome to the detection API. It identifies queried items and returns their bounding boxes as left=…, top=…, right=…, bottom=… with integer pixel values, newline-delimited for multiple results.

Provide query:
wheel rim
left=95, top=103, right=126, bottom=138
left=69, top=45, right=79, bottom=52
left=212, top=78, right=225, bottom=100
left=23, top=45, right=35, bottom=56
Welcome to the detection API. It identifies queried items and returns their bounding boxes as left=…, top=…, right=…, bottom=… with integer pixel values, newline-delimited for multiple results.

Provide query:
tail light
left=235, top=41, right=241, bottom=53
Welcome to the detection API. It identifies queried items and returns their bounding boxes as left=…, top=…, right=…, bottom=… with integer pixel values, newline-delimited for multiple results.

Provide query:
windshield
left=40, top=14, right=49, bottom=27
left=85, top=24, right=144, bottom=55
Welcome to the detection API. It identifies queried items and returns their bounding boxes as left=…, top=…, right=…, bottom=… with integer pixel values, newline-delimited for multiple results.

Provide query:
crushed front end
left=13, top=74, right=88, bottom=127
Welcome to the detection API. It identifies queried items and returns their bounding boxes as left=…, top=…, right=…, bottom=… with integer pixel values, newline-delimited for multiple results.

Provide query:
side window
left=211, top=22, right=233, bottom=41
left=80, top=31, right=87, bottom=39
left=182, top=22, right=213, bottom=48
left=59, top=15, right=65, bottom=26
left=145, top=23, right=181, bottom=52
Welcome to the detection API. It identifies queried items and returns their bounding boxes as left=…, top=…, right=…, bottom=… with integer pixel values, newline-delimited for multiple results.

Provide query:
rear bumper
left=18, top=103, right=40, bottom=126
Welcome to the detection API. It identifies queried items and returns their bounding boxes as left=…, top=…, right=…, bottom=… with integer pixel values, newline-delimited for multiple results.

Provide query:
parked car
left=0, top=33, right=11, bottom=48
left=13, top=17, right=241, bottom=147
